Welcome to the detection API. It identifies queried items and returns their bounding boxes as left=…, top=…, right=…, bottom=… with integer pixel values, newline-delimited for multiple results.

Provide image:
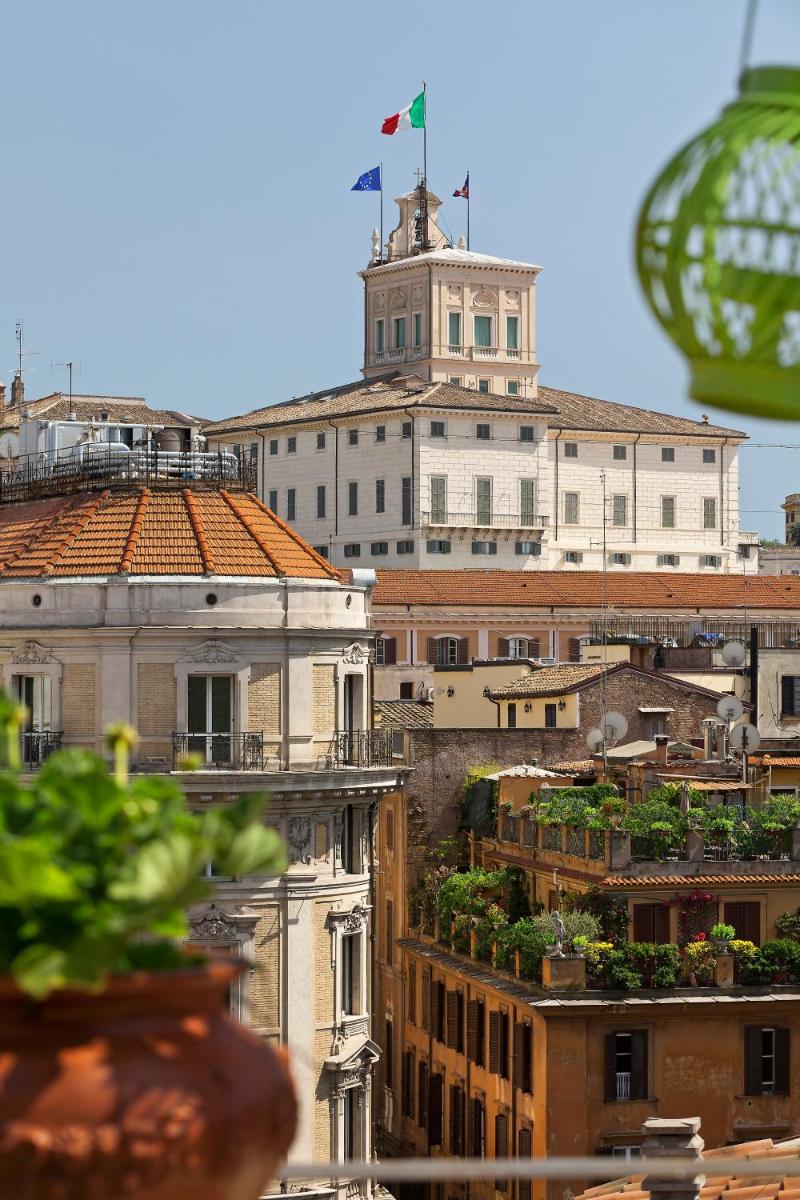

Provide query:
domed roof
left=0, top=488, right=339, bottom=580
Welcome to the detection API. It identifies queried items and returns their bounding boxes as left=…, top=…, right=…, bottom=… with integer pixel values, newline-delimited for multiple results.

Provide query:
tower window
left=448, top=312, right=462, bottom=349
left=478, top=379, right=491, bottom=394
left=476, top=423, right=491, bottom=440
left=564, top=442, right=578, bottom=458
left=375, top=319, right=385, bottom=354
left=348, top=429, right=359, bottom=447
left=394, top=317, right=406, bottom=349
left=507, top=381, right=519, bottom=395
left=413, top=312, right=423, bottom=347
left=316, top=431, right=326, bottom=450
left=287, top=436, right=297, bottom=454
left=269, top=439, right=278, bottom=456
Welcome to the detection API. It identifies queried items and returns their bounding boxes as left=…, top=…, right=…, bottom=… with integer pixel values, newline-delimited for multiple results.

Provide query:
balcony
left=616, top=1072, right=631, bottom=1102
left=421, top=511, right=549, bottom=530
left=472, top=345, right=498, bottom=359
left=20, top=730, right=62, bottom=769
left=447, top=343, right=463, bottom=356
left=320, top=729, right=397, bottom=769
left=172, top=731, right=267, bottom=771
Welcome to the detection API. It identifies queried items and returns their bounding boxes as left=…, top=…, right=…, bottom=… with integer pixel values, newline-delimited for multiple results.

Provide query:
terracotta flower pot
left=0, top=961, right=297, bottom=1200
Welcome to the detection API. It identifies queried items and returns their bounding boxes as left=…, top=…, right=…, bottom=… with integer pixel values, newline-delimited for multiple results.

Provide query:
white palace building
left=204, top=187, right=757, bottom=574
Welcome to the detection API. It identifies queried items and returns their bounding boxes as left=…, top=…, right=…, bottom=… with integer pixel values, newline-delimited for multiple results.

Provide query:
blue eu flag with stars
left=351, top=166, right=381, bottom=192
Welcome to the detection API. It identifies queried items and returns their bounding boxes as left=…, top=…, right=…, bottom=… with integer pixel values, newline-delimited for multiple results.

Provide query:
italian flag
left=381, top=91, right=425, bottom=135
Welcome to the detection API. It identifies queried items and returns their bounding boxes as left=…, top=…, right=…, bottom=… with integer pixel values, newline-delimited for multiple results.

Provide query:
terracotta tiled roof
left=577, top=1136, right=800, bottom=1200
left=372, top=570, right=800, bottom=610
left=490, top=662, right=608, bottom=698
left=541, top=758, right=597, bottom=773
left=752, top=756, right=800, bottom=767
left=374, top=700, right=433, bottom=729
left=538, top=385, right=744, bottom=437
left=0, top=488, right=338, bottom=579
left=201, top=374, right=557, bottom=436
left=0, top=394, right=202, bottom=433
left=601, top=874, right=800, bottom=888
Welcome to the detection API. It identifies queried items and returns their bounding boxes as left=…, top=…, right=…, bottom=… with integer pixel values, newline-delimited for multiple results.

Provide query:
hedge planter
left=0, top=961, right=297, bottom=1200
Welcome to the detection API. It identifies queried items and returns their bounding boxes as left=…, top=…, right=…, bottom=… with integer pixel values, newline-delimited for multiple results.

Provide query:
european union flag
left=351, top=166, right=381, bottom=192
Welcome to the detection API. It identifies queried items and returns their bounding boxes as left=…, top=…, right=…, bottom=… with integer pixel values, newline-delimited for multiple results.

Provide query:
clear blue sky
left=3, top=0, right=798, bottom=537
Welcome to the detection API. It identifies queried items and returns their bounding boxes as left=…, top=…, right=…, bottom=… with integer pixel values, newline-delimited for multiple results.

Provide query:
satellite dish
left=729, top=723, right=761, bottom=753
left=586, top=728, right=605, bottom=753
left=603, top=712, right=628, bottom=741
left=716, top=695, right=744, bottom=722
left=721, top=640, right=746, bottom=667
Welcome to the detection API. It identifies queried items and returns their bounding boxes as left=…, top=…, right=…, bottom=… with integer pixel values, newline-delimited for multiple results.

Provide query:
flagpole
left=380, top=161, right=384, bottom=263
left=422, top=80, right=429, bottom=249
left=467, top=168, right=470, bottom=251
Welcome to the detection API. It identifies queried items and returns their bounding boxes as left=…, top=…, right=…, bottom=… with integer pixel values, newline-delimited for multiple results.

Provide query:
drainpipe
left=553, top=431, right=562, bottom=540
left=403, top=408, right=416, bottom=532
left=632, top=434, right=641, bottom=543
left=724, top=439, right=729, bottom=549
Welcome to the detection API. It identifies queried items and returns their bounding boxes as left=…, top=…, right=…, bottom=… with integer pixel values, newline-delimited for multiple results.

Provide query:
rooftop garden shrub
left=710, top=922, right=736, bottom=942
left=435, top=866, right=514, bottom=926
left=684, top=940, right=715, bottom=984
left=566, top=887, right=629, bottom=945
left=535, top=784, right=619, bottom=830
left=0, top=708, right=286, bottom=999
left=775, top=908, right=800, bottom=941
left=530, top=909, right=600, bottom=951
left=494, top=917, right=550, bottom=980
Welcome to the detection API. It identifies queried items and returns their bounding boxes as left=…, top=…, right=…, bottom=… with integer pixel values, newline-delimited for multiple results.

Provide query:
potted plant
left=600, top=795, right=627, bottom=828
left=0, top=705, right=296, bottom=1200
left=710, top=922, right=736, bottom=955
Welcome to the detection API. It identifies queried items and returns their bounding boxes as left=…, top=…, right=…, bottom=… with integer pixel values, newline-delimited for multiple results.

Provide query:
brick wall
left=406, top=669, right=719, bottom=845
left=61, top=663, right=97, bottom=740
left=312, top=664, right=336, bottom=733
left=250, top=907, right=280, bottom=1030
left=137, top=663, right=176, bottom=734
left=248, top=664, right=281, bottom=734
left=315, top=900, right=334, bottom=1024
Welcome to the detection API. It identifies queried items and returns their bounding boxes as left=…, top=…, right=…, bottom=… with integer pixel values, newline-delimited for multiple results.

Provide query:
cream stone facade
left=204, top=188, right=756, bottom=575
left=0, top=480, right=407, bottom=1200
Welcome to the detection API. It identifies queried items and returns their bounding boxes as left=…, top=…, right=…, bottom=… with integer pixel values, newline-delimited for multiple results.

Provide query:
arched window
left=499, top=636, right=540, bottom=660
left=375, top=637, right=397, bottom=666
left=427, top=636, right=468, bottom=666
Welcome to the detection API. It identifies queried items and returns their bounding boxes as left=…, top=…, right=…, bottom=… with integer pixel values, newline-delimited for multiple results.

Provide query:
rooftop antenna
left=52, top=359, right=81, bottom=418
left=4, top=322, right=39, bottom=399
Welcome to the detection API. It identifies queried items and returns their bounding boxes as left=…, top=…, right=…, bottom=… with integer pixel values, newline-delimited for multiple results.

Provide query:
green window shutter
left=506, top=315, right=519, bottom=350
left=474, top=315, right=492, bottom=347
left=448, top=312, right=461, bottom=346
left=520, top=478, right=537, bottom=523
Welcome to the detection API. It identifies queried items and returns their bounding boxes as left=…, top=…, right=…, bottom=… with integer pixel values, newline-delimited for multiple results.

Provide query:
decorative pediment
left=342, top=642, right=368, bottom=666
left=189, top=903, right=259, bottom=942
left=472, top=288, right=498, bottom=309
left=328, top=903, right=370, bottom=934
left=185, top=640, right=239, bottom=664
left=11, top=641, right=57, bottom=666
left=389, top=288, right=407, bottom=309
left=325, top=1037, right=381, bottom=1079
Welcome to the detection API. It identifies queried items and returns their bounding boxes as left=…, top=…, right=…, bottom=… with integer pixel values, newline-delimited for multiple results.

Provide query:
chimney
left=11, top=374, right=23, bottom=408
left=641, top=1116, right=705, bottom=1200
left=654, top=734, right=669, bottom=766
left=701, top=718, right=715, bottom=761
left=0, top=383, right=5, bottom=409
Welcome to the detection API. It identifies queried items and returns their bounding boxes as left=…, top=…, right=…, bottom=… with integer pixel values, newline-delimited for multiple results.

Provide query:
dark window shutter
left=467, top=999, right=478, bottom=1062
left=384, top=637, right=397, bottom=665
left=489, top=1010, right=501, bottom=1075
left=630, top=1030, right=648, bottom=1100
left=604, top=1033, right=617, bottom=1102
left=500, top=1012, right=509, bottom=1079
left=468, top=1098, right=484, bottom=1156
left=783, top=676, right=796, bottom=715
left=569, top=637, right=581, bottom=663
left=449, top=1084, right=458, bottom=1151
left=418, top=1061, right=428, bottom=1128
left=456, top=991, right=465, bottom=1053
left=429, top=1074, right=444, bottom=1146
left=427, top=637, right=438, bottom=665
left=476, top=1000, right=485, bottom=1066
left=744, top=1026, right=762, bottom=1095
left=498, top=638, right=510, bottom=657
left=522, top=1023, right=533, bottom=1093
left=408, top=963, right=416, bottom=1024
left=495, top=1112, right=509, bottom=1190
left=653, top=904, right=669, bottom=944
left=513, top=1022, right=524, bottom=1089
left=446, top=990, right=457, bottom=1048
left=519, top=1128, right=533, bottom=1200
left=529, top=637, right=540, bottom=657
left=457, top=637, right=469, bottom=664
left=725, top=901, right=761, bottom=946
left=775, top=1028, right=791, bottom=1096
left=633, top=905, right=652, bottom=943
left=431, top=979, right=441, bottom=1042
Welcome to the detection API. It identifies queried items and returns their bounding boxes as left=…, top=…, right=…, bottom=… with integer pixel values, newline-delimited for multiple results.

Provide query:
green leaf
left=0, top=840, right=79, bottom=906
left=12, top=944, right=68, bottom=998
left=109, top=833, right=206, bottom=905
left=216, top=822, right=287, bottom=877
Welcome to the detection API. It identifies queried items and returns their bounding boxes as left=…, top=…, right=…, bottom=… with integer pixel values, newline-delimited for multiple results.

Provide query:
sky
left=2, top=0, right=799, bottom=538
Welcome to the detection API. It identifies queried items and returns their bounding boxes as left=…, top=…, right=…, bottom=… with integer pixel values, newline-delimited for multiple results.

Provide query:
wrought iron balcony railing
left=20, top=730, right=62, bottom=768
left=172, top=731, right=266, bottom=771
left=322, top=729, right=397, bottom=769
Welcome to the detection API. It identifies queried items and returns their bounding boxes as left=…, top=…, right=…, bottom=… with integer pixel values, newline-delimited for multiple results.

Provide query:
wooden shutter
left=633, top=903, right=668, bottom=944
left=495, top=1112, right=509, bottom=1190
left=467, top=999, right=478, bottom=1062
left=604, top=1033, right=617, bottom=1102
left=468, top=1098, right=484, bottom=1156
left=427, top=637, right=438, bottom=665
left=386, top=900, right=394, bottom=966
left=418, top=1061, right=428, bottom=1128
left=476, top=1000, right=485, bottom=1066
left=500, top=1012, right=509, bottom=1079
left=446, top=990, right=457, bottom=1048
left=783, top=675, right=796, bottom=716
left=429, top=1074, right=444, bottom=1146
left=630, top=1030, right=649, bottom=1101
left=385, top=1019, right=393, bottom=1088
left=421, top=968, right=430, bottom=1031
left=519, top=1128, right=533, bottom=1200
left=408, top=963, right=416, bottom=1024
left=744, top=1026, right=763, bottom=1096
left=529, top=637, right=540, bottom=658
left=431, top=979, right=442, bottom=1042
left=725, top=901, right=761, bottom=945
left=457, top=637, right=469, bottom=665
left=449, top=1084, right=465, bottom=1155
left=775, top=1028, right=791, bottom=1096
left=402, top=1050, right=415, bottom=1117
left=513, top=1022, right=524, bottom=1089
left=383, top=637, right=397, bottom=665
left=569, top=637, right=582, bottom=663
left=522, top=1023, right=533, bottom=1093
left=456, top=991, right=465, bottom=1053
left=489, top=1010, right=502, bottom=1075
left=498, top=637, right=510, bottom=657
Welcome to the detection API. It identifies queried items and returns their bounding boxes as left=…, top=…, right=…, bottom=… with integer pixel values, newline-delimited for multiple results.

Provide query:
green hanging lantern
left=636, top=65, right=800, bottom=420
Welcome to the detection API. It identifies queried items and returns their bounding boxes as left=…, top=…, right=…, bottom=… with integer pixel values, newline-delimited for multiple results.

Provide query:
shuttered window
left=519, top=1128, right=533, bottom=1200
left=449, top=1084, right=466, bottom=1155
left=520, top=478, right=538, bottom=525
left=604, top=1030, right=648, bottom=1102
left=495, top=1112, right=509, bottom=1191
left=385, top=1019, right=393, bottom=1088
left=421, top=968, right=430, bottom=1032
left=476, top=477, right=493, bottom=525
left=781, top=675, right=800, bottom=716
left=430, top=476, right=447, bottom=524
left=467, top=998, right=486, bottom=1066
left=432, top=979, right=446, bottom=1043
left=417, top=1061, right=429, bottom=1128
left=744, top=1027, right=790, bottom=1096
left=513, top=1020, right=533, bottom=1093
left=429, top=1073, right=444, bottom=1146
left=489, top=1010, right=509, bottom=1078
left=468, top=1096, right=486, bottom=1156
left=407, top=962, right=416, bottom=1024
left=428, top=636, right=468, bottom=666
left=375, top=636, right=397, bottom=665
left=446, top=989, right=464, bottom=1053
left=724, top=901, right=761, bottom=945
left=401, top=477, right=413, bottom=526
left=632, top=903, right=670, bottom=944
left=401, top=1049, right=415, bottom=1117
left=386, top=900, right=394, bottom=966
